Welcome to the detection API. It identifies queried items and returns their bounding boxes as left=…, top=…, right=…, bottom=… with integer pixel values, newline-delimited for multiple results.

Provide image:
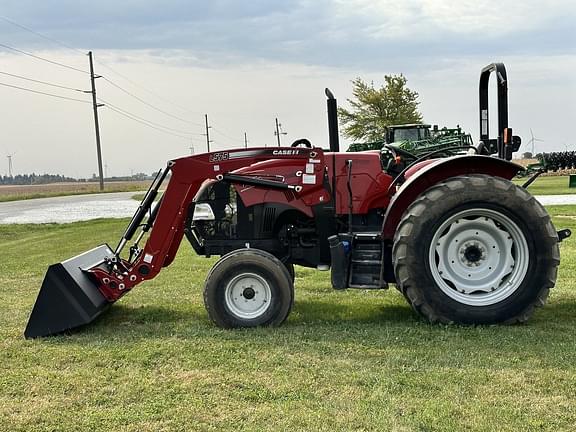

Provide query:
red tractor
left=25, top=63, right=570, bottom=338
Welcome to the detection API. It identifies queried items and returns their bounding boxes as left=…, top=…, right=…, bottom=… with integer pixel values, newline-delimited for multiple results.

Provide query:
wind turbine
left=6, top=152, right=16, bottom=177
left=528, top=129, right=544, bottom=155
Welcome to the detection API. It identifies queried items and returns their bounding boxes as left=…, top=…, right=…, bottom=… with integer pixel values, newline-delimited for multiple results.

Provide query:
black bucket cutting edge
left=25, top=244, right=114, bottom=339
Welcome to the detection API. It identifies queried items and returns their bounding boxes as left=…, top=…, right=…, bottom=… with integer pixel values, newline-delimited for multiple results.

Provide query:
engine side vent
left=263, top=207, right=276, bottom=234
left=283, top=190, right=296, bottom=202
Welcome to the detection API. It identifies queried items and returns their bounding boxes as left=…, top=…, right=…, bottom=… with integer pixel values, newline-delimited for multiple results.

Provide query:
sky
left=0, top=0, right=574, bottom=178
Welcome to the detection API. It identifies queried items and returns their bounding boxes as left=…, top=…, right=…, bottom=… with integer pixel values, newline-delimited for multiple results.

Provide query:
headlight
left=192, top=203, right=215, bottom=221
left=224, top=202, right=237, bottom=218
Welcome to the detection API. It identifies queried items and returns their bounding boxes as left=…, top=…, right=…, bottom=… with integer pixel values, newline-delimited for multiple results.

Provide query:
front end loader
left=25, top=63, right=570, bottom=338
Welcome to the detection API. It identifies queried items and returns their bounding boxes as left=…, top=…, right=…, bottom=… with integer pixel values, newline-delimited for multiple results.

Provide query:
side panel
left=333, top=152, right=393, bottom=214
left=231, top=157, right=329, bottom=218
left=381, top=155, right=523, bottom=240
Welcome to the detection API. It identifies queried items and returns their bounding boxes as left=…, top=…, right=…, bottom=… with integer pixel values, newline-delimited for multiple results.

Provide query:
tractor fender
left=381, top=155, right=523, bottom=240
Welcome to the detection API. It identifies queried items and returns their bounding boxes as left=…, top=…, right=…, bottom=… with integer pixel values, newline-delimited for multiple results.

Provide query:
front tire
left=393, top=175, right=559, bottom=324
left=284, top=261, right=295, bottom=282
left=204, top=249, right=294, bottom=328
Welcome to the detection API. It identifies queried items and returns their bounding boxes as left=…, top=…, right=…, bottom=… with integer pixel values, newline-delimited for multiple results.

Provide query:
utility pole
left=88, top=51, right=105, bottom=191
left=244, top=132, right=248, bottom=148
left=274, top=118, right=287, bottom=147
left=204, top=114, right=212, bottom=152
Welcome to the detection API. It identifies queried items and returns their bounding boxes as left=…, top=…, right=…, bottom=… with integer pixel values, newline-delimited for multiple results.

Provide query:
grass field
left=513, top=175, right=576, bottom=195
left=1, top=208, right=575, bottom=431
left=0, top=181, right=150, bottom=202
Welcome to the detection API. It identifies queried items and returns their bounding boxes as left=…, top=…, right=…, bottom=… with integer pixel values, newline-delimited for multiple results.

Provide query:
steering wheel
left=291, top=138, right=312, bottom=148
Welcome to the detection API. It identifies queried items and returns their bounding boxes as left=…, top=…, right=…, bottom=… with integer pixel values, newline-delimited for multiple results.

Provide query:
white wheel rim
left=224, top=273, right=272, bottom=319
left=428, top=208, right=529, bottom=306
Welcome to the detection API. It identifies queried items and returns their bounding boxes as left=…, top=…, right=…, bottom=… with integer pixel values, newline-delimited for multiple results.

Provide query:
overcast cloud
left=0, top=0, right=574, bottom=177
left=3, top=0, right=575, bottom=68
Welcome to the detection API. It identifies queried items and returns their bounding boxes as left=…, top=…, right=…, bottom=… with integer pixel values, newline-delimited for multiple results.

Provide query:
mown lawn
left=1, top=208, right=575, bottom=431
left=513, top=175, right=576, bottom=195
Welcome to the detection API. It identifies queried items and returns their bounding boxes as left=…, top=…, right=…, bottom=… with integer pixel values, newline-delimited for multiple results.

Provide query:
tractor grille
left=263, top=208, right=276, bottom=234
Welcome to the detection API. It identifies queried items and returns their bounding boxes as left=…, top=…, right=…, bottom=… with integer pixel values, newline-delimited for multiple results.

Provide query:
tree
left=338, top=75, right=423, bottom=142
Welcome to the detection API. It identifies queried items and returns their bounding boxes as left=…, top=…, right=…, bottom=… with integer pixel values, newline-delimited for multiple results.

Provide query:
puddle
left=0, top=200, right=139, bottom=224
left=0, top=192, right=140, bottom=224
left=534, top=195, right=576, bottom=206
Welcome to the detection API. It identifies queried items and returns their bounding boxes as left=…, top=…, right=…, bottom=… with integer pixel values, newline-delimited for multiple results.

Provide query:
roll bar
left=479, top=63, right=520, bottom=160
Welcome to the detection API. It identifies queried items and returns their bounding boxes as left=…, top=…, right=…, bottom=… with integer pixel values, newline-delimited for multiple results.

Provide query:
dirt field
left=0, top=181, right=150, bottom=202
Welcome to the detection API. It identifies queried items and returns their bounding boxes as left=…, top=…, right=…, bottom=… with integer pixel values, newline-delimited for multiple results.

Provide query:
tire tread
left=392, top=174, right=559, bottom=325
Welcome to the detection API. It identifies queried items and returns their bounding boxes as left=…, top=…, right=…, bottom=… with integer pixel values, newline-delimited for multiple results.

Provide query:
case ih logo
left=272, top=149, right=300, bottom=156
left=209, top=152, right=229, bottom=163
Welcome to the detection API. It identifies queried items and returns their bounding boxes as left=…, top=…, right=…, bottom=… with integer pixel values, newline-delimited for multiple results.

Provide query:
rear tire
left=204, top=249, right=294, bottom=328
left=393, top=175, right=559, bottom=324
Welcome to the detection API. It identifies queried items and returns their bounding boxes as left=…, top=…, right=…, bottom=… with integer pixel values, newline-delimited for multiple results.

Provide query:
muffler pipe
left=325, top=88, right=340, bottom=152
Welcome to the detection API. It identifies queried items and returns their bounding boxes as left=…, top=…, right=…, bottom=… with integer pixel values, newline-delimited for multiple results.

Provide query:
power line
left=0, top=81, right=91, bottom=103
left=0, top=42, right=88, bottom=74
left=103, top=104, right=192, bottom=140
left=95, top=59, right=202, bottom=116
left=0, top=16, right=206, bottom=126
left=212, top=126, right=244, bottom=144
left=0, top=70, right=87, bottom=92
left=99, top=97, right=205, bottom=138
left=101, top=76, right=203, bottom=127
left=98, top=97, right=204, bottom=136
left=0, top=15, right=85, bottom=55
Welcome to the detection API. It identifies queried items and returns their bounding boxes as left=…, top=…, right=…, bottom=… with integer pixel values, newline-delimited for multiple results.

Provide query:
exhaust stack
left=325, top=88, right=340, bottom=152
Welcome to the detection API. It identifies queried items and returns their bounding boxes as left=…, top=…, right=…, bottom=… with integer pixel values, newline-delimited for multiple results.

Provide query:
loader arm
left=88, top=147, right=325, bottom=302
left=25, top=146, right=326, bottom=338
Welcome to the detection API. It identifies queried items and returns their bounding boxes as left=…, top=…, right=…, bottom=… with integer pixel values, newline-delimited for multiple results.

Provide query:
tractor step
left=348, top=284, right=385, bottom=289
left=348, top=233, right=386, bottom=289
left=351, top=259, right=381, bottom=265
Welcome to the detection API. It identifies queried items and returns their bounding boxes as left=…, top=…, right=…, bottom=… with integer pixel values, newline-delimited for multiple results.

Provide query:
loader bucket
left=25, top=245, right=113, bottom=339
